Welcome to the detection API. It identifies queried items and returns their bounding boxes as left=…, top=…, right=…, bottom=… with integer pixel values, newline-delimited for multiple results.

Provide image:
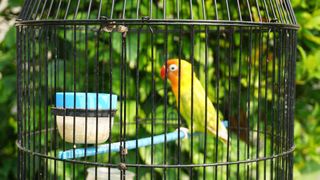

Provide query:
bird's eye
left=169, top=64, right=178, bottom=72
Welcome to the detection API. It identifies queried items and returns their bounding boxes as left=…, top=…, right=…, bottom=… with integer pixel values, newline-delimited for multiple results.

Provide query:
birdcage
left=16, top=0, right=297, bottom=179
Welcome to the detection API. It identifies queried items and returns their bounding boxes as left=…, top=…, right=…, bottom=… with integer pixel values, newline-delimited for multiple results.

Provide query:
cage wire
left=16, top=0, right=297, bottom=179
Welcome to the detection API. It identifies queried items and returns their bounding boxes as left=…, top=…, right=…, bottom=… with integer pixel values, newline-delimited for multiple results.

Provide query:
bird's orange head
left=161, top=59, right=195, bottom=98
left=160, top=59, right=180, bottom=85
left=160, top=59, right=193, bottom=96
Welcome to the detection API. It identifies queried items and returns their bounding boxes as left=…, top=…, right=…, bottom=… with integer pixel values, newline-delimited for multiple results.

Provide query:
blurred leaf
left=1, top=27, right=16, bottom=48
left=8, top=0, right=23, bottom=7
left=302, top=29, right=320, bottom=44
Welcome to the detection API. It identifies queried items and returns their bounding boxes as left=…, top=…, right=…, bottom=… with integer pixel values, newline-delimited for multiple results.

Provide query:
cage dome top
left=17, top=0, right=298, bottom=28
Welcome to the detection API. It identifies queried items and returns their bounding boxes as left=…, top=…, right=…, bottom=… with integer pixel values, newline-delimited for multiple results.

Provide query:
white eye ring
left=169, top=64, right=178, bottom=72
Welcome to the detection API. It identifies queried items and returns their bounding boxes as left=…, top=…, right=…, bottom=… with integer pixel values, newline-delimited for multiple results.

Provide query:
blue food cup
left=53, top=92, right=117, bottom=144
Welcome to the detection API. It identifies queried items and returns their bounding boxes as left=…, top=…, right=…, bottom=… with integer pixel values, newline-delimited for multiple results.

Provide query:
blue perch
left=58, top=128, right=189, bottom=160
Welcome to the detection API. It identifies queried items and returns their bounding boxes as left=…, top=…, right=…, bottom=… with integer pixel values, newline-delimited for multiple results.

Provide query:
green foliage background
left=0, top=0, right=319, bottom=179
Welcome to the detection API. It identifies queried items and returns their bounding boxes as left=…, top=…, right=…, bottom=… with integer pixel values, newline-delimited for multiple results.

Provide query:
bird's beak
left=160, top=65, right=166, bottom=80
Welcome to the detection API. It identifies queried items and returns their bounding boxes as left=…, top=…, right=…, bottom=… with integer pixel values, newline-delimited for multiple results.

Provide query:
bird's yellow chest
left=176, top=86, right=201, bottom=127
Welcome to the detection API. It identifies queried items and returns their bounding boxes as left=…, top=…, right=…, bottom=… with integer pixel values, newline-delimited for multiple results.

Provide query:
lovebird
left=160, top=59, right=229, bottom=143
